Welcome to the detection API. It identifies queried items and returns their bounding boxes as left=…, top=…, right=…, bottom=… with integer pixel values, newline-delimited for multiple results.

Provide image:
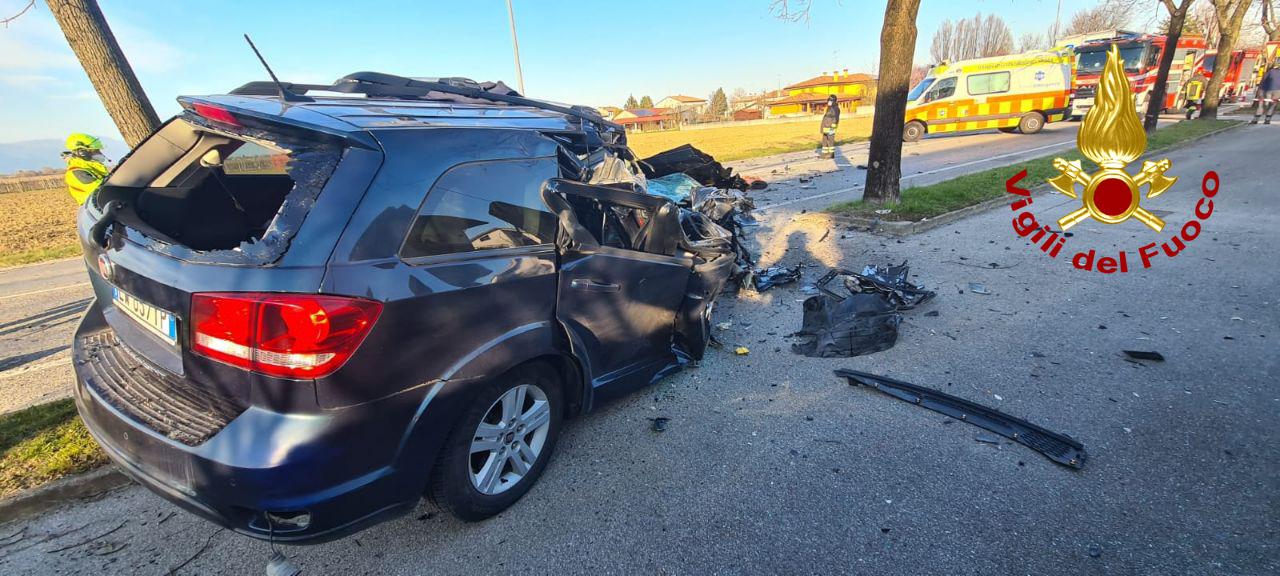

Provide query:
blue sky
left=0, top=0, right=1128, bottom=144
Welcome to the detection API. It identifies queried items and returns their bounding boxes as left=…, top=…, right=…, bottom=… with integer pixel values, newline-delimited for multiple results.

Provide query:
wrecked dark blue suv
left=71, top=73, right=735, bottom=543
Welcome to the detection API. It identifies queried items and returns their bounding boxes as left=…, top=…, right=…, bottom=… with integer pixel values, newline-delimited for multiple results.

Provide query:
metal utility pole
left=506, top=0, right=526, bottom=95
left=1052, top=0, right=1062, bottom=45
left=46, top=0, right=160, bottom=147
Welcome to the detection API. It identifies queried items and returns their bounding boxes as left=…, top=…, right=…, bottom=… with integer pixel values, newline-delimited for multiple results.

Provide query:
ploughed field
left=0, top=188, right=81, bottom=268
left=626, top=116, right=873, bottom=162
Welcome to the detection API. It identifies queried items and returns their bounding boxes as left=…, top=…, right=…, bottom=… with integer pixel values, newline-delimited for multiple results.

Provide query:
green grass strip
left=0, top=399, right=108, bottom=498
left=827, top=119, right=1241, bottom=221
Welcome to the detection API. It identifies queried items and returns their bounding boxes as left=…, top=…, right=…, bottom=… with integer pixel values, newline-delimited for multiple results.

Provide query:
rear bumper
left=71, top=299, right=440, bottom=544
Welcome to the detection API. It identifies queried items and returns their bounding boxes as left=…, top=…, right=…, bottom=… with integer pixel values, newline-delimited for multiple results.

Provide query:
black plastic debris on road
left=823, top=262, right=936, bottom=310
left=1122, top=350, right=1165, bottom=362
left=751, top=264, right=802, bottom=292
left=791, top=262, right=936, bottom=358
left=836, top=369, right=1087, bottom=469
left=792, top=293, right=901, bottom=357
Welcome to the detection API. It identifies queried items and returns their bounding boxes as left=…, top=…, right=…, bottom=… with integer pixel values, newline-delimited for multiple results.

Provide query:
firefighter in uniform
left=1180, top=74, right=1206, bottom=120
left=62, top=133, right=109, bottom=205
left=819, top=94, right=839, bottom=159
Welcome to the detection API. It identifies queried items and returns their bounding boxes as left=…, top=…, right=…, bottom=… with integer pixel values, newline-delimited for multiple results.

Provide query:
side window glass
left=966, top=72, right=1010, bottom=96
left=926, top=77, right=957, bottom=102
left=401, top=159, right=558, bottom=259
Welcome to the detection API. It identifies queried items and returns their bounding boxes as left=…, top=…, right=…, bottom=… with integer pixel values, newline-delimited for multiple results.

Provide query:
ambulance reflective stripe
left=918, top=90, right=1068, bottom=128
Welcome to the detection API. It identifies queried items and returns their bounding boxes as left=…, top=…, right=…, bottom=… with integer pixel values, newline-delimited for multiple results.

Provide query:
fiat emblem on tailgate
left=97, top=253, right=114, bottom=281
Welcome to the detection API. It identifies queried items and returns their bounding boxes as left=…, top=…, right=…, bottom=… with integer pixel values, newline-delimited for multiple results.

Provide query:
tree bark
left=1200, top=0, right=1254, bottom=120
left=1144, top=0, right=1195, bottom=133
left=46, top=0, right=160, bottom=147
left=862, top=0, right=921, bottom=205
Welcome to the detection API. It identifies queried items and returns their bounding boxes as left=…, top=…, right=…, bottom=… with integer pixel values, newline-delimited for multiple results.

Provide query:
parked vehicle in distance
left=902, top=50, right=1073, bottom=142
left=1191, top=47, right=1262, bottom=101
left=1071, top=32, right=1207, bottom=118
left=71, top=72, right=735, bottom=543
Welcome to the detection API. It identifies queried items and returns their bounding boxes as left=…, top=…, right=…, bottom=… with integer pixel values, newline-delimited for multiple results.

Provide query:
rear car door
left=543, top=180, right=691, bottom=402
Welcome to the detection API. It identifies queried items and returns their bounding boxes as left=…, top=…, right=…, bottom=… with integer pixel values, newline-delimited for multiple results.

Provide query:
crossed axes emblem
left=1048, top=158, right=1177, bottom=232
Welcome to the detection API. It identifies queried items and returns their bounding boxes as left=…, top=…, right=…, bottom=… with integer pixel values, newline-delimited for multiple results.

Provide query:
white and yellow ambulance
left=902, top=50, right=1074, bottom=142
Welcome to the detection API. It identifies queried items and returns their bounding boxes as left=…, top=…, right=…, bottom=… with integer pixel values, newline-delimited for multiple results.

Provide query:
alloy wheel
left=469, top=384, right=552, bottom=495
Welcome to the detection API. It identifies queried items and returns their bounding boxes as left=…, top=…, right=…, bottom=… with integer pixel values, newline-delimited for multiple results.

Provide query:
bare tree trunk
left=46, top=0, right=160, bottom=147
left=862, top=0, right=921, bottom=205
left=1200, top=0, right=1254, bottom=120
left=1145, top=0, right=1195, bottom=132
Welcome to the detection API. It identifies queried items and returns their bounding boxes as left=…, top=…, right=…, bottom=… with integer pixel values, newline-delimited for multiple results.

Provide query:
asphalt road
left=3, top=121, right=1276, bottom=576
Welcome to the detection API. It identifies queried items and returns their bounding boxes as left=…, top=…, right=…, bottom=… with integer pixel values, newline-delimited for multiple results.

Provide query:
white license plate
left=112, top=287, right=178, bottom=345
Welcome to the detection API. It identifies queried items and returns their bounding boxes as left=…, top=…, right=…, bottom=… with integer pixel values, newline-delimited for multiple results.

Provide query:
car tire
left=426, top=361, right=564, bottom=521
left=902, top=121, right=925, bottom=142
left=1018, top=113, right=1045, bottom=134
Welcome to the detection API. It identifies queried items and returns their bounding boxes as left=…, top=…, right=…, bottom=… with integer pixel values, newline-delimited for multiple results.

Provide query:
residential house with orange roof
left=767, top=69, right=877, bottom=117
left=612, top=108, right=676, bottom=132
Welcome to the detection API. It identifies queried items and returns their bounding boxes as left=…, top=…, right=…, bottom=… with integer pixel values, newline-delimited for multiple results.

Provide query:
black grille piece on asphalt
left=76, top=331, right=247, bottom=446
left=836, top=369, right=1087, bottom=469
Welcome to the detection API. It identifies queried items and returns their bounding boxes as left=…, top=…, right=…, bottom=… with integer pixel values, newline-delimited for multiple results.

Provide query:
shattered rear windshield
left=112, top=115, right=342, bottom=265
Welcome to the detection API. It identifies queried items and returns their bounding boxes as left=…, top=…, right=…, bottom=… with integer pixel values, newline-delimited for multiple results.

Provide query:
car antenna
left=243, top=34, right=312, bottom=103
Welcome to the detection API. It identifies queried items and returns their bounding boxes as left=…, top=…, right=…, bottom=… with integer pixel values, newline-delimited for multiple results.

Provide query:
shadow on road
left=0, top=344, right=70, bottom=373
left=0, top=298, right=91, bottom=338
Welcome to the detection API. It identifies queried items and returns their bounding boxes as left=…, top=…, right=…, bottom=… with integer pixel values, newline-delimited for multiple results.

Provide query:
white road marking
left=0, top=281, right=91, bottom=301
left=756, top=139, right=1075, bottom=212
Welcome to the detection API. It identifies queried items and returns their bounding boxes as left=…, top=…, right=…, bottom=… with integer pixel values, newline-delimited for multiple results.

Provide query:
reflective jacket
left=65, top=157, right=108, bottom=205
left=821, top=104, right=840, bottom=134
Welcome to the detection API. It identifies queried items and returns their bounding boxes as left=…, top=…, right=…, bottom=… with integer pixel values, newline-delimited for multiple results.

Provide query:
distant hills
left=0, top=137, right=129, bottom=175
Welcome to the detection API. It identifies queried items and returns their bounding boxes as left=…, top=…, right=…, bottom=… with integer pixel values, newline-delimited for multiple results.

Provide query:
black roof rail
left=334, top=72, right=620, bottom=131
left=230, top=81, right=330, bottom=97
left=229, top=72, right=621, bottom=132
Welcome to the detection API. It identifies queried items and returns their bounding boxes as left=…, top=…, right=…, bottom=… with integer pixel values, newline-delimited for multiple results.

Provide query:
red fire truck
left=1192, top=48, right=1262, bottom=100
left=1070, top=33, right=1207, bottom=118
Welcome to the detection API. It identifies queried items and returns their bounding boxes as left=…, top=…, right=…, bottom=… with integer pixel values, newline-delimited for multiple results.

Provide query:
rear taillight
left=192, top=103, right=242, bottom=127
left=191, top=293, right=382, bottom=379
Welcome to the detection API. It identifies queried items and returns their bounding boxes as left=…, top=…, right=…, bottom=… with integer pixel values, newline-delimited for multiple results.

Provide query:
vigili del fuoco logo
left=1004, top=44, right=1220, bottom=274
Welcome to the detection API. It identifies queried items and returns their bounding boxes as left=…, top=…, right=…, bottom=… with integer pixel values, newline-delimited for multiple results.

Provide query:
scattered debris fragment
left=968, top=282, right=991, bottom=295
left=649, top=417, right=670, bottom=432
left=792, top=294, right=900, bottom=357
left=836, top=369, right=1087, bottom=469
left=791, top=263, right=935, bottom=358
left=751, top=264, right=802, bottom=292
left=817, top=263, right=936, bottom=310
left=734, top=346, right=750, bottom=355
left=1122, top=350, right=1165, bottom=362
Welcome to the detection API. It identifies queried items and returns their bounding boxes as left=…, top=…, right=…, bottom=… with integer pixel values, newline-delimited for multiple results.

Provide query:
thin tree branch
left=770, top=0, right=813, bottom=23
left=1, top=0, right=35, bottom=26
